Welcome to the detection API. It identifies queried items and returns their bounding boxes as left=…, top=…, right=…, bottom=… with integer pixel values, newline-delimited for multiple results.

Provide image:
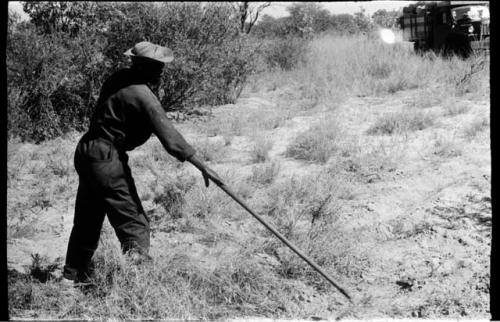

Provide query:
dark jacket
left=87, top=68, right=196, bottom=161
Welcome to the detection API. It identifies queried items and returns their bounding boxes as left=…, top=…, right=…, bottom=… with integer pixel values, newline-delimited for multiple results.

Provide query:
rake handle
left=215, top=181, right=353, bottom=302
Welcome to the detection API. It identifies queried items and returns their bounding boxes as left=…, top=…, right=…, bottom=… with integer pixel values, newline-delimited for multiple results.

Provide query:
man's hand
left=201, top=166, right=223, bottom=187
left=188, top=154, right=223, bottom=188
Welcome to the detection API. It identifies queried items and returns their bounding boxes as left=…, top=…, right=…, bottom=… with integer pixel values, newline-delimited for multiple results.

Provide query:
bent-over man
left=63, top=41, right=221, bottom=283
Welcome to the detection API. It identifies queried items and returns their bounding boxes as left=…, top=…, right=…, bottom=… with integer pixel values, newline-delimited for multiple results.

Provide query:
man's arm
left=140, top=88, right=222, bottom=187
left=187, top=154, right=223, bottom=187
left=141, top=90, right=196, bottom=162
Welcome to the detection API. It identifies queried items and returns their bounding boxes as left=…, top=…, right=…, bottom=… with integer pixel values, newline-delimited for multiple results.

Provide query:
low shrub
left=285, top=118, right=341, bottom=163
left=367, top=110, right=434, bottom=135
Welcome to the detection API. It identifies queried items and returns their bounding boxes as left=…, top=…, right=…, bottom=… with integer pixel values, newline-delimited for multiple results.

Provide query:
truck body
left=399, top=1, right=489, bottom=56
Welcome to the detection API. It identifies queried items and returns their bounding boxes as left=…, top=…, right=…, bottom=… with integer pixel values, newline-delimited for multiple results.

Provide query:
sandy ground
left=7, top=85, right=490, bottom=318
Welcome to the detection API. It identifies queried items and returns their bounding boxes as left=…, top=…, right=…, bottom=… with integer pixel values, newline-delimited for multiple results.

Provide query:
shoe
left=63, top=265, right=94, bottom=287
left=60, top=276, right=80, bottom=295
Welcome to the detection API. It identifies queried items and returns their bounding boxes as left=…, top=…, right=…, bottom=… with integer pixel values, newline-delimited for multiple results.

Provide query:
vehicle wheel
left=445, top=33, right=472, bottom=58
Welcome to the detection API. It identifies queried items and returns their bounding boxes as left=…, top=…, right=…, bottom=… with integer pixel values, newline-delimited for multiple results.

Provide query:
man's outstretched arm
left=141, top=90, right=222, bottom=187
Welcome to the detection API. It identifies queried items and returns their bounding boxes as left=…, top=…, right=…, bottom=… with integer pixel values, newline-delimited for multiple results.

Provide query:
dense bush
left=104, top=3, right=258, bottom=109
left=7, top=23, right=101, bottom=142
left=261, top=37, right=308, bottom=71
left=7, top=2, right=260, bottom=142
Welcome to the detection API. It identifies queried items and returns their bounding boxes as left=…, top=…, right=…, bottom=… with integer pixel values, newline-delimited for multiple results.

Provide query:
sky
left=8, top=1, right=415, bottom=21
left=261, top=1, right=415, bottom=17
left=8, top=1, right=29, bottom=20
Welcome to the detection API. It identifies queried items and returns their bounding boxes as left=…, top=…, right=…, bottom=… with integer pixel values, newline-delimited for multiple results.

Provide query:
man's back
left=87, top=68, right=195, bottom=160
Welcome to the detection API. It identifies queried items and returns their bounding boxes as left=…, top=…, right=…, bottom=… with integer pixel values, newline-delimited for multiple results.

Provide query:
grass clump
left=46, top=155, right=71, bottom=178
left=262, top=173, right=342, bottom=238
left=192, top=138, right=227, bottom=163
left=250, top=136, right=273, bottom=163
left=285, top=118, right=341, bottom=163
left=406, top=89, right=444, bottom=109
left=443, top=100, right=471, bottom=116
left=246, top=109, right=290, bottom=131
left=463, top=116, right=489, bottom=140
left=259, top=172, right=369, bottom=282
left=249, top=161, right=281, bottom=186
left=146, top=171, right=197, bottom=232
left=202, top=114, right=244, bottom=138
left=7, top=148, right=29, bottom=187
left=432, top=134, right=463, bottom=158
left=367, top=110, right=434, bottom=135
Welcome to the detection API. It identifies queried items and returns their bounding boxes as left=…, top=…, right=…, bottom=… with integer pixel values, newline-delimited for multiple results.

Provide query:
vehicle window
left=452, top=6, right=489, bottom=21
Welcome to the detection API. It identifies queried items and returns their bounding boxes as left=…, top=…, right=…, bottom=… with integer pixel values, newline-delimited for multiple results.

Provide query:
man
left=63, top=41, right=222, bottom=283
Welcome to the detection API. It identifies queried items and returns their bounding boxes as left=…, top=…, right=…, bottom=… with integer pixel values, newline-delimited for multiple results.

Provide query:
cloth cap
left=124, top=41, right=174, bottom=63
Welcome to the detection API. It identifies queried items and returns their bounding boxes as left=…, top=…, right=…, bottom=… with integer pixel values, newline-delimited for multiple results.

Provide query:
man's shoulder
left=121, top=83, right=152, bottom=94
left=117, top=84, right=158, bottom=106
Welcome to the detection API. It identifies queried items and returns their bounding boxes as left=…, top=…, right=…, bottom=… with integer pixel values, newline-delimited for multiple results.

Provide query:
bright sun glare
left=380, top=28, right=396, bottom=44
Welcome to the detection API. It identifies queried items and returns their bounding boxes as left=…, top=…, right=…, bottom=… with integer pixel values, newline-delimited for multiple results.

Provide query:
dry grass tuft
left=250, top=136, right=273, bottom=163
left=367, top=110, right=434, bottom=135
left=285, top=117, right=342, bottom=163
left=443, top=100, right=471, bottom=116
left=192, top=138, right=227, bottom=163
left=463, top=116, right=489, bottom=140
left=249, top=161, right=281, bottom=186
left=432, top=134, right=463, bottom=158
left=259, top=171, right=369, bottom=281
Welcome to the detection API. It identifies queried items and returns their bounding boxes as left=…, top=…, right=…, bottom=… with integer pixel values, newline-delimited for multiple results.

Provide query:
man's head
left=131, top=56, right=165, bottom=85
left=124, top=41, right=174, bottom=85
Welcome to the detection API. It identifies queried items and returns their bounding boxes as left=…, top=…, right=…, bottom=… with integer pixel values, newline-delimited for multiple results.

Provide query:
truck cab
left=400, top=1, right=489, bottom=56
left=451, top=5, right=490, bottom=50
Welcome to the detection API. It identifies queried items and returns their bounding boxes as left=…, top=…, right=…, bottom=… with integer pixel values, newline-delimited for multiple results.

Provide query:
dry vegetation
left=8, top=33, right=490, bottom=320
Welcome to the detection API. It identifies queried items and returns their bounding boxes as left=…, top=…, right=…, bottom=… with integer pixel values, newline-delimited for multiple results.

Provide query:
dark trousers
left=64, top=136, right=150, bottom=278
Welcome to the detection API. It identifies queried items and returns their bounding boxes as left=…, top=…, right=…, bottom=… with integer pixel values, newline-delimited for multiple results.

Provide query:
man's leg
left=104, top=153, right=150, bottom=257
left=64, top=179, right=106, bottom=282
left=65, top=139, right=150, bottom=272
left=64, top=138, right=109, bottom=282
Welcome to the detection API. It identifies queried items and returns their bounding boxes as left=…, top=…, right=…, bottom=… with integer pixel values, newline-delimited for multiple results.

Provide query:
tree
left=234, top=2, right=270, bottom=34
left=22, top=1, right=114, bottom=36
left=330, top=14, right=357, bottom=34
left=252, top=14, right=296, bottom=38
left=372, top=9, right=401, bottom=29
left=287, top=2, right=332, bottom=37
left=353, top=8, right=373, bottom=33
